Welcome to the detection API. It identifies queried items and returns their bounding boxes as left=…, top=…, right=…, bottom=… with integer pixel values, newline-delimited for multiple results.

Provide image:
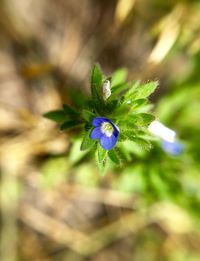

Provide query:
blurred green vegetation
left=1, top=0, right=200, bottom=260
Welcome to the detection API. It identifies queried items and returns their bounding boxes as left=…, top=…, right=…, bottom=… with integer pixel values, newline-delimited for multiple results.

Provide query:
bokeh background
left=1, top=0, right=200, bottom=260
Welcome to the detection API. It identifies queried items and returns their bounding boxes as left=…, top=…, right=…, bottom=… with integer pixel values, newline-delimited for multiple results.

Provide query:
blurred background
left=1, top=0, right=200, bottom=260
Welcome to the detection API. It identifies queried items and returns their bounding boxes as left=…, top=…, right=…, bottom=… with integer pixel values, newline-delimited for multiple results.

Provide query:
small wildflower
left=90, top=117, right=120, bottom=150
left=148, top=120, right=176, bottom=142
left=161, top=140, right=183, bottom=155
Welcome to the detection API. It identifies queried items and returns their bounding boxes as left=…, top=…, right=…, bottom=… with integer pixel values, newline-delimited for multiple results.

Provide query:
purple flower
left=161, top=140, right=183, bottom=155
left=90, top=117, right=120, bottom=150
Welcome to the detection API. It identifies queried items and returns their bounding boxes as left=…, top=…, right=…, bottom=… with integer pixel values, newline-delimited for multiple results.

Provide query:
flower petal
left=90, top=127, right=102, bottom=139
left=100, top=134, right=118, bottom=150
left=92, top=117, right=109, bottom=127
left=161, top=140, right=183, bottom=155
left=112, top=124, right=120, bottom=137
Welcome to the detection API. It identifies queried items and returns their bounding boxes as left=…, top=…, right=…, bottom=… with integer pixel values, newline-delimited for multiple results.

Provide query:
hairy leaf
left=129, top=98, right=147, bottom=110
left=136, top=81, right=158, bottom=99
left=97, top=144, right=107, bottom=163
left=81, top=129, right=96, bottom=151
left=133, top=137, right=152, bottom=150
left=111, top=82, right=129, bottom=96
left=90, top=64, right=104, bottom=112
left=108, top=149, right=120, bottom=164
left=124, top=81, right=140, bottom=100
left=136, top=113, right=155, bottom=125
left=95, top=148, right=108, bottom=175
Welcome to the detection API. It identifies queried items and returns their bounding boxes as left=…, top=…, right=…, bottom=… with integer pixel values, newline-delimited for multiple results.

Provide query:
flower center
left=101, top=122, right=114, bottom=137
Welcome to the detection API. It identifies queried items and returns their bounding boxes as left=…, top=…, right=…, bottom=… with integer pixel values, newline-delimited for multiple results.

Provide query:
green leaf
left=119, top=117, right=137, bottom=129
left=136, top=113, right=155, bottom=125
left=95, top=147, right=108, bottom=175
left=115, top=146, right=131, bottom=162
left=119, top=129, right=137, bottom=141
left=111, top=68, right=128, bottom=86
left=133, top=137, right=152, bottom=150
left=113, top=103, right=130, bottom=116
left=124, top=81, right=140, bottom=100
left=111, top=82, right=129, bottom=96
left=82, top=110, right=95, bottom=122
left=63, top=104, right=79, bottom=117
left=136, top=81, right=158, bottom=99
left=118, top=133, right=127, bottom=141
left=60, top=120, right=80, bottom=131
left=91, top=64, right=103, bottom=90
left=80, top=129, right=96, bottom=151
left=97, top=144, right=107, bottom=163
left=43, top=110, right=66, bottom=122
left=90, top=64, right=104, bottom=112
left=108, top=149, right=120, bottom=164
left=105, top=99, right=119, bottom=112
left=129, top=99, right=147, bottom=110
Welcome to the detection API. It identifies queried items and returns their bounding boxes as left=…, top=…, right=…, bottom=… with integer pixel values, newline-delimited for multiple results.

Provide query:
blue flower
left=90, top=117, right=120, bottom=150
left=161, top=140, right=183, bottom=155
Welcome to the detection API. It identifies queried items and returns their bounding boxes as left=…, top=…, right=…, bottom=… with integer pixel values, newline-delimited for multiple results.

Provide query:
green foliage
left=129, top=98, right=147, bottom=109
left=90, top=63, right=104, bottom=113
left=60, top=120, right=81, bottom=131
left=136, top=113, right=155, bottom=125
left=136, top=81, right=158, bottom=99
left=111, top=68, right=128, bottom=86
left=82, top=109, right=95, bottom=122
left=63, top=104, right=79, bottom=116
left=81, top=129, right=96, bottom=151
left=44, top=64, right=158, bottom=174
left=108, top=149, right=120, bottom=165
left=95, top=145, right=108, bottom=175
left=43, top=110, right=66, bottom=122
left=97, top=144, right=107, bottom=164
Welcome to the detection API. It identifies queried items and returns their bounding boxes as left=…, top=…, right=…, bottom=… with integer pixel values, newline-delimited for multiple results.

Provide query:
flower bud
left=102, top=80, right=111, bottom=100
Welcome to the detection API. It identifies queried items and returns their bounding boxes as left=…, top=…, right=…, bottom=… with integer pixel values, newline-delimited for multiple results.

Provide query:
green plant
left=44, top=64, right=158, bottom=174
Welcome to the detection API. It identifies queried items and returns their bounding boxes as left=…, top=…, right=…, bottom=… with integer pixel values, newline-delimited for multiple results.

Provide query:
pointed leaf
left=63, top=104, right=79, bottom=117
left=43, top=110, right=66, bottom=122
left=111, top=82, right=129, bottom=95
left=91, top=64, right=103, bottom=91
left=90, top=64, right=104, bottom=111
left=111, top=68, right=128, bottom=86
left=80, top=129, right=96, bottom=151
left=133, top=137, right=152, bottom=150
left=97, top=144, right=107, bottom=163
left=60, top=120, right=80, bottom=131
left=119, top=117, right=137, bottom=129
left=129, top=99, right=147, bottom=110
left=95, top=148, right=108, bottom=175
left=119, top=129, right=137, bottom=141
left=136, top=81, right=158, bottom=99
left=124, top=81, right=140, bottom=100
left=137, top=113, right=155, bottom=125
left=108, top=149, right=120, bottom=164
